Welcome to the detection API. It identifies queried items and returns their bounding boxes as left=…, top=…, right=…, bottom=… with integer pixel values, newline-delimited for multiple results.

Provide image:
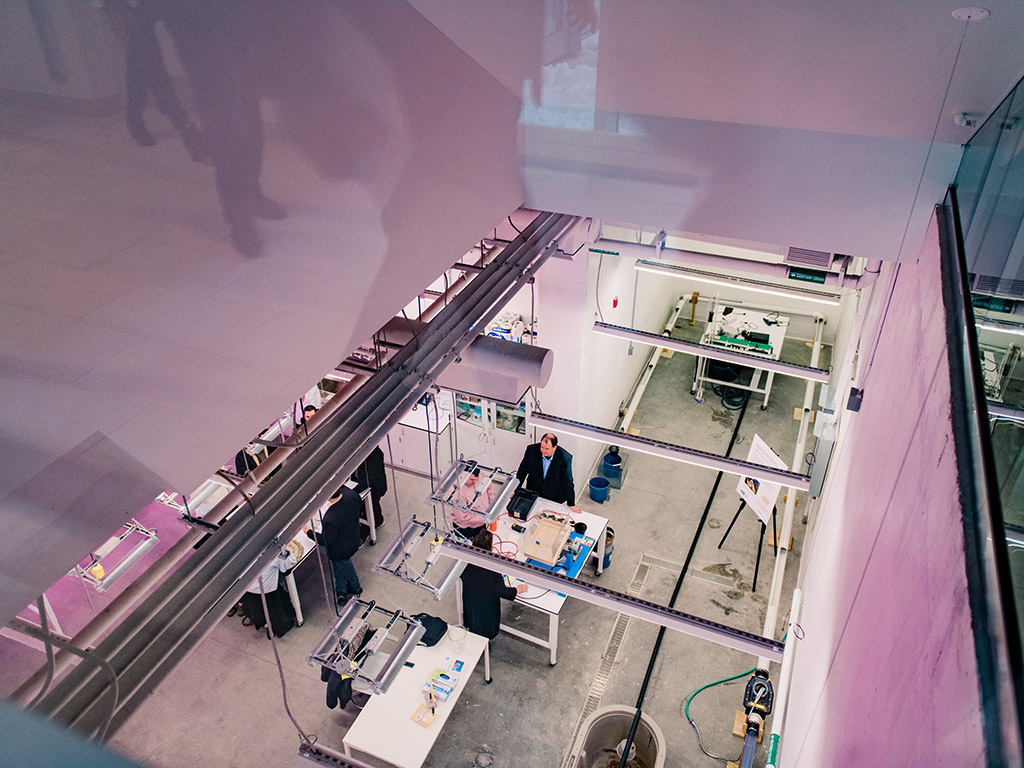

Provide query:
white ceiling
left=1, top=1, right=1023, bottom=612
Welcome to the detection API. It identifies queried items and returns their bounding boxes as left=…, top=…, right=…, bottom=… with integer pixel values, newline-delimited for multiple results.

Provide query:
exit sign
left=788, top=267, right=828, bottom=284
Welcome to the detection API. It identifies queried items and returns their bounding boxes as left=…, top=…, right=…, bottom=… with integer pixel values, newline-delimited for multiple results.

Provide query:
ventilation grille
left=785, top=246, right=833, bottom=270
left=973, top=273, right=1024, bottom=299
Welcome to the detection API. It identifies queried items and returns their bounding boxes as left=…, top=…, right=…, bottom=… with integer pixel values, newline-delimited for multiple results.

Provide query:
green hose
left=684, top=667, right=756, bottom=722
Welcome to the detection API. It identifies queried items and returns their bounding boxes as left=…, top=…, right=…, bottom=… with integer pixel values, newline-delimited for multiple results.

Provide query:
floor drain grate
left=559, top=560, right=650, bottom=768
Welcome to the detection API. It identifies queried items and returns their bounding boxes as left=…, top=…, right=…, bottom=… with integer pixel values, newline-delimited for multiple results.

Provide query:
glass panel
left=454, top=393, right=484, bottom=426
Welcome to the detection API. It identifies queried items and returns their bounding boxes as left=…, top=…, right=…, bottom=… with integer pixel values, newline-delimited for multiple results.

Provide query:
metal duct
left=437, top=334, right=553, bottom=404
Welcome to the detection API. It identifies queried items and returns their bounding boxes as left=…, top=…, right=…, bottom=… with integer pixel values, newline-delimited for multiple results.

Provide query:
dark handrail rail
left=941, top=187, right=1024, bottom=764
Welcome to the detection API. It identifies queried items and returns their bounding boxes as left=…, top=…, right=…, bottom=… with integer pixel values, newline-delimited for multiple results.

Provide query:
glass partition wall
left=951, top=71, right=1024, bottom=759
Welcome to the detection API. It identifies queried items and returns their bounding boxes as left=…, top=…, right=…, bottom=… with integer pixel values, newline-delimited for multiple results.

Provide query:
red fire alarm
left=612, top=295, right=619, bottom=308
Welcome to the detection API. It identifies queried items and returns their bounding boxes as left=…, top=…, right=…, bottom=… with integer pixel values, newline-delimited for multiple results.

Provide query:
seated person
left=451, top=468, right=495, bottom=540
left=240, top=546, right=298, bottom=638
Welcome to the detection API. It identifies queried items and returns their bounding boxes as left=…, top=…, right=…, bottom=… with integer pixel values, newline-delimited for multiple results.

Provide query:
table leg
left=595, top=527, right=606, bottom=575
left=762, top=371, right=776, bottom=409
left=548, top=612, right=558, bottom=666
left=361, top=490, right=376, bottom=545
left=484, top=639, right=492, bottom=684
left=285, top=571, right=303, bottom=626
left=692, top=354, right=706, bottom=394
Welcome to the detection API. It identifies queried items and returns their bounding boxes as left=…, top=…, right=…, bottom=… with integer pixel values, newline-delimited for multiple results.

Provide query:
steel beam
left=593, top=321, right=831, bottom=383
left=440, top=541, right=784, bottom=662
left=529, top=412, right=812, bottom=491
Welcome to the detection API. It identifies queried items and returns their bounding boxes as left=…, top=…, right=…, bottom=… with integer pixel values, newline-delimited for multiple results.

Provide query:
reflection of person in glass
left=101, top=0, right=207, bottom=159
left=744, top=477, right=760, bottom=494
left=159, top=2, right=286, bottom=257
left=451, top=468, right=495, bottom=540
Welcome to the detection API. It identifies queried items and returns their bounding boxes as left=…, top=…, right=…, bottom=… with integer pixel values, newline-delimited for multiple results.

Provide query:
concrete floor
left=89, top=323, right=827, bottom=768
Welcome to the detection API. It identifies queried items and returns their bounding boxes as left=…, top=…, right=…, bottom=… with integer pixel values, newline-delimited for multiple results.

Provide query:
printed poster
left=736, top=434, right=787, bottom=525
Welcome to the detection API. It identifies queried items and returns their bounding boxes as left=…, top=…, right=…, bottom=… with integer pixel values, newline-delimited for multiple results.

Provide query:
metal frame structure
left=32, top=211, right=580, bottom=737
left=307, top=598, right=425, bottom=695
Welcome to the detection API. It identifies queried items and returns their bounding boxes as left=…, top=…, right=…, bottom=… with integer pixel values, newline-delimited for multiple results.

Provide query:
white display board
left=736, top=434, right=788, bottom=525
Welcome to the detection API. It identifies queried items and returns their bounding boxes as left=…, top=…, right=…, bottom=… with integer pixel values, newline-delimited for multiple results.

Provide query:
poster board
left=736, top=434, right=787, bottom=525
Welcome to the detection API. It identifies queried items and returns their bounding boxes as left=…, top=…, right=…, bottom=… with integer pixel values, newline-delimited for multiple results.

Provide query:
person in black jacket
left=516, top=433, right=580, bottom=510
left=305, top=485, right=363, bottom=602
left=351, top=446, right=387, bottom=529
left=459, top=530, right=527, bottom=639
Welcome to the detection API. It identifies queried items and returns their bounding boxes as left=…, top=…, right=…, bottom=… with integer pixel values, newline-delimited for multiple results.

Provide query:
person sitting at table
left=459, top=529, right=527, bottom=640
left=516, top=433, right=581, bottom=512
left=240, top=546, right=298, bottom=638
left=450, top=468, right=495, bottom=540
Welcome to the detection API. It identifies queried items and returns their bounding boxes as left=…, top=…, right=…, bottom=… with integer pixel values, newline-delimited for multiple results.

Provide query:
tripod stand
left=717, top=500, right=777, bottom=592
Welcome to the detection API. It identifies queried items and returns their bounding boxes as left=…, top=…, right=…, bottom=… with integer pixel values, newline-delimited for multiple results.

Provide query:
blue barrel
left=589, top=476, right=610, bottom=503
left=602, top=452, right=623, bottom=489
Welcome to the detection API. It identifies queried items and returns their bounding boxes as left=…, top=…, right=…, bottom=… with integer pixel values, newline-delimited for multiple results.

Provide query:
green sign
left=972, top=294, right=1015, bottom=314
left=787, top=266, right=828, bottom=284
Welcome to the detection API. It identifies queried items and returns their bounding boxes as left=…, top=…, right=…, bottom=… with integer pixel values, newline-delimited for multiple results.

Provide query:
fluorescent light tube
left=634, top=259, right=842, bottom=306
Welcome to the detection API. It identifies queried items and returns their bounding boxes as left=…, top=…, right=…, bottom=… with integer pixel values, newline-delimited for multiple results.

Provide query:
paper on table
left=411, top=704, right=437, bottom=727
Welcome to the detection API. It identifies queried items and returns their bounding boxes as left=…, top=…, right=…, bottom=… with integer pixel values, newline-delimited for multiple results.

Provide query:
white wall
left=785, top=213, right=986, bottom=765
left=531, top=252, right=681, bottom=496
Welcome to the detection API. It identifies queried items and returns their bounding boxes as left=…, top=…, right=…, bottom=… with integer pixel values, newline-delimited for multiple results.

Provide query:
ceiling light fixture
left=634, top=260, right=843, bottom=306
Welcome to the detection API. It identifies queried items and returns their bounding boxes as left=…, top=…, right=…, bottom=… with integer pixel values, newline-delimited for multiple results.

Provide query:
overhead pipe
left=988, top=403, right=1024, bottom=424
left=13, top=222, right=513, bottom=704
left=766, top=589, right=804, bottom=768
left=10, top=373, right=368, bottom=705
left=758, top=315, right=825, bottom=670
left=34, top=213, right=579, bottom=737
left=593, top=237, right=881, bottom=290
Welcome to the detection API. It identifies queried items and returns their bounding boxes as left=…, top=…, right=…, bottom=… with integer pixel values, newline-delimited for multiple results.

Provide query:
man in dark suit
left=305, top=485, right=363, bottom=602
left=516, top=432, right=580, bottom=510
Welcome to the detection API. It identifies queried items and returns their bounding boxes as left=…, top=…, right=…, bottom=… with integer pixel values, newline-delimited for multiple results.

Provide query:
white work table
left=343, top=630, right=488, bottom=768
left=692, top=306, right=789, bottom=409
left=482, top=499, right=608, bottom=665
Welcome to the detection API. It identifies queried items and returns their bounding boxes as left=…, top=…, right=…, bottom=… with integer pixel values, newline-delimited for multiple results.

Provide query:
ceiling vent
left=972, top=273, right=1024, bottom=299
left=785, top=247, right=833, bottom=270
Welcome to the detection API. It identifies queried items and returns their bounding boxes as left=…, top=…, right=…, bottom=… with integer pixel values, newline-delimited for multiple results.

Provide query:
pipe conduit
left=32, top=212, right=579, bottom=737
